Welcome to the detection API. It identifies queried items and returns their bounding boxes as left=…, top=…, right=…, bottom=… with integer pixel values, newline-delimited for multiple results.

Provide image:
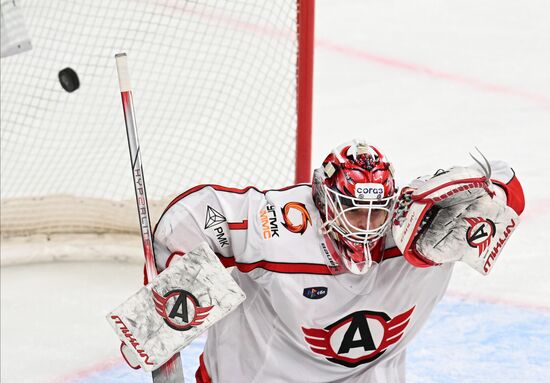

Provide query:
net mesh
left=1, top=0, right=309, bottom=240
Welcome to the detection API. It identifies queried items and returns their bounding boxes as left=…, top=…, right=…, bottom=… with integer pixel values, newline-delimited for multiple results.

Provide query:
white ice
left=2, top=0, right=549, bottom=382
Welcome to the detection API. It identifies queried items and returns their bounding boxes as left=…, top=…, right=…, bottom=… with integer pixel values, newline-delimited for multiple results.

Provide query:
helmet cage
left=322, top=185, right=396, bottom=274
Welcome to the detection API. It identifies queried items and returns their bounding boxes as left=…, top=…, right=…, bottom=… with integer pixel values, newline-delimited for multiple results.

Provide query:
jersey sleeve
left=153, top=185, right=262, bottom=272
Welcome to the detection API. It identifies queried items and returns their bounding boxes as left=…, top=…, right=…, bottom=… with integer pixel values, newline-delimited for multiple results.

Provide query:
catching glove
left=392, top=162, right=519, bottom=275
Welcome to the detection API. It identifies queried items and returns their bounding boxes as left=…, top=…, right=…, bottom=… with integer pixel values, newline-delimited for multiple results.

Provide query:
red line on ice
left=52, top=356, right=120, bottom=383
left=520, top=198, right=550, bottom=221
left=446, top=290, right=550, bottom=314
left=161, top=3, right=550, bottom=108
left=316, top=39, right=550, bottom=109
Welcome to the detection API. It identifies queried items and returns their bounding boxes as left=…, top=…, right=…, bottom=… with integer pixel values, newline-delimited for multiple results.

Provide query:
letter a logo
left=168, top=292, right=189, bottom=323
left=152, top=288, right=214, bottom=331
left=337, top=312, right=376, bottom=354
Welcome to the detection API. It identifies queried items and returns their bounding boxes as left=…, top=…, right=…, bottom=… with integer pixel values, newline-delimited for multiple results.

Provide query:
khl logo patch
left=302, top=306, right=415, bottom=367
left=303, top=286, right=328, bottom=299
left=152, top=289, right=213, bottom=331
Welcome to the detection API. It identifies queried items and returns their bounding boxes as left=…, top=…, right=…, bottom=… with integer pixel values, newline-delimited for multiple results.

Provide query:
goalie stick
left=115, top=53, right=185, bottom=383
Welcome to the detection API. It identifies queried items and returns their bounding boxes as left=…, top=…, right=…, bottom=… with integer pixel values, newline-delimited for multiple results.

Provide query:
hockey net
left=0, top=0, right=314, bottom=265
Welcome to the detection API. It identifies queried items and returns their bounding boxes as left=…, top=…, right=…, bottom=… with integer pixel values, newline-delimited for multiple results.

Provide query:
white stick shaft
left=115, top=52, right=184, bottom=382
left=115, top=53, right=157, bottom=282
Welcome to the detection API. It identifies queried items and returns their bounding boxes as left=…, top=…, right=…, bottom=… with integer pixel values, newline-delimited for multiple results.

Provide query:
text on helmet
left=355, top=183, right=384, bottom=199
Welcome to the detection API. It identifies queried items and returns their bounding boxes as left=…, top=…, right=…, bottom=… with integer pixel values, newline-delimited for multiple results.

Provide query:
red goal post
left=296, top=0, right=315, bottom=184
left=0, top=0, right=314, bottom=264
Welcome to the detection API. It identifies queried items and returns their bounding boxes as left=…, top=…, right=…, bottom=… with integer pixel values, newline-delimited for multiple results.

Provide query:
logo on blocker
left=465, top=217, right=496, bottom=256
left=152, top=289, right=213, bottom=331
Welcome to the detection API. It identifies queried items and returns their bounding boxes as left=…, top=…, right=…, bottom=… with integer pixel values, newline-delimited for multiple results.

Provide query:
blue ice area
left=71, top=337, right=205, bottom=383
left=73, top=297, right=550, bottom=383
left=407, top=297, right=550, bottom=383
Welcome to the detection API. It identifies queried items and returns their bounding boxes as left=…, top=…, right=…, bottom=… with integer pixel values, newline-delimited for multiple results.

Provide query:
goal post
left=296, top=0, right=314, bottom=184
left=0, top=0, right=315, bottom=261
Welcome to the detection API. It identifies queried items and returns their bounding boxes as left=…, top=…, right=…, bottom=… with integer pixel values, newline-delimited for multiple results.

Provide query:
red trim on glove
left=412, top=177, right=489, bottom=200
left=195, top=354, right=212, bottom=383
left=120, top=342, right=141, bottom=370
left=403, top=247, right=439, bottom=268
left=400, top=203, right=436, bottom=268
left=144, top=251, right=185, bottom=284
left=493, top=175, right=525, bottom=215
left=165, top=251, right=185, bottom=269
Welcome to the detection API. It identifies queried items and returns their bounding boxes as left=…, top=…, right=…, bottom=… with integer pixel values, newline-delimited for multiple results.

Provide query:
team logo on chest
left=302, top=306, right=415, bottom=367
left=152, top=289, right=213, bottom=331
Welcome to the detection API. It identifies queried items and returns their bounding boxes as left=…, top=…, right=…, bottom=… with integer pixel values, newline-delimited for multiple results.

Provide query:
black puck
left=58, top=67, right=80, bottom=92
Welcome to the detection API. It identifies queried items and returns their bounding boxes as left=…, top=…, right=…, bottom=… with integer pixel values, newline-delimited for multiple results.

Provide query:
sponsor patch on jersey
left=303, top=286, right=328, bottom=299
left=152, top=288, right=213, bottom=331
left=354, top=183, right=384, bottom=199
left=204, top=205, right=226, bottom=229
left=204, top=206, right=230, bottom=247
left=302, top=306, right=415, bottom=368
left=281, top=202, right=311, bottom=235
left=259, top=204, right=279, bottom=239
left=213, top=226, right=229, bottom=247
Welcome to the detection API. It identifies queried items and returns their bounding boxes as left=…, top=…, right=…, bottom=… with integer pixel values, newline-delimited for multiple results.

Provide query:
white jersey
left=152, top=162, right=521, bottom=383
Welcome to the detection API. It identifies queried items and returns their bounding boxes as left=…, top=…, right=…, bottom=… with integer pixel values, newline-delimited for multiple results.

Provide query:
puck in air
left=58, top=67, right=80, bottom=92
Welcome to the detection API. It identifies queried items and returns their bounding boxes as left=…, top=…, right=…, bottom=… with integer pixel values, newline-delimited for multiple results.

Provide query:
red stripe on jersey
left=163, top=184, right=257, bottom=212
left=162, top=183, right=311, bottom=215
left=217, top=254, right=237, bottom=268
left=228, top=220, right=248, bottom=230
left=152, top=248, right=402, bottom=284
left=195, top=354, right=212, bottom=383
left=235, top=260, right=332, bottom=274
left=493, top=174, right=525, bottom=215
left=215, top=253, right=332, bottom=275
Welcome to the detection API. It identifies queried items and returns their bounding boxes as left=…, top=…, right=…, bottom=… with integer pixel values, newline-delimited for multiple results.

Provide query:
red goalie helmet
left=312, top=140, right=397, bottom=275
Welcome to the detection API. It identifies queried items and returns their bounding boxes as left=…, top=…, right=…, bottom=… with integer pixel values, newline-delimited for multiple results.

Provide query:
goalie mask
left=313, top=140, right=396, bottom=275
